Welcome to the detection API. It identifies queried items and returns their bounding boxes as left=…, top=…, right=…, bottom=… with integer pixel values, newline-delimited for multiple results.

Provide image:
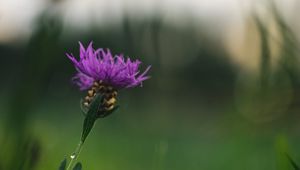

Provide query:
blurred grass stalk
left=0, top=8, right=62, bottom=169
left=235, top=3, right=299, bottom=123
left=235, top=3, right=300, bottom=169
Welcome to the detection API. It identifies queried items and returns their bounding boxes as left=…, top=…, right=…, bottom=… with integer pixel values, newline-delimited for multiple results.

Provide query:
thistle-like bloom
left=66, top=41, right=151, bottom=111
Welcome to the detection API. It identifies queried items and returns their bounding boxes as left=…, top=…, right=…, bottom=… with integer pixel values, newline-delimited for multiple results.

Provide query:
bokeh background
left=1, top=0, right=300, bottom=169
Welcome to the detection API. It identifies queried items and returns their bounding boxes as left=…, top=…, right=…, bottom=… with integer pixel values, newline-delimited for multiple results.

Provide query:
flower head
left=67, top=41, right=151, bottom=111
left=67, top=41, right=151, bottom=90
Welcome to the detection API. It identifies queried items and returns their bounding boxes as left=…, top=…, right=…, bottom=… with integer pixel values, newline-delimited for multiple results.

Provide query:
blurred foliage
left=0, top=2, right=300, bottom=170
left=0, top=9, right=62, bottom=170
left=235, top=14, right=293, bottom=123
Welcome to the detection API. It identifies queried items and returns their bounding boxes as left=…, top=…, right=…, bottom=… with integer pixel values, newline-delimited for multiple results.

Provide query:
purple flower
left=66, top=41, right=151, bottom=91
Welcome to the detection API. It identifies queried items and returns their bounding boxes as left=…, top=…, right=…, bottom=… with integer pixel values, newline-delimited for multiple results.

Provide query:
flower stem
left=66, top=140, right=84, bottom=170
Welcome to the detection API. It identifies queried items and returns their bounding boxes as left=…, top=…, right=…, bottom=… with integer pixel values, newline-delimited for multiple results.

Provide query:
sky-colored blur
left=0, top=0, right=298, bottom=42
left=0, top=0, right=299, bottom=72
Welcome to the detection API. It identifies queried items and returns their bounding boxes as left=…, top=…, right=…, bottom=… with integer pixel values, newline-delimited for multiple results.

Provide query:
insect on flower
left=66, top=42, right=151, bottom=115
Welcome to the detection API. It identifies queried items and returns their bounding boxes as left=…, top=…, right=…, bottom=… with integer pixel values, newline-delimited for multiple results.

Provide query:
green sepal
left=97, top=105, right=120, bottom=118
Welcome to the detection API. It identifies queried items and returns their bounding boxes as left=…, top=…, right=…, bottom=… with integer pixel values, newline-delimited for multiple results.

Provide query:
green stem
left=66, top=140, right=84, bottom=170
left=65, top=94, right=104, bottom=169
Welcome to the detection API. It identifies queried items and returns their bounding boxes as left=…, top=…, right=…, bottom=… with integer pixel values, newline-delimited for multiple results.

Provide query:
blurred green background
left=1, top=0, right=300, bottom=170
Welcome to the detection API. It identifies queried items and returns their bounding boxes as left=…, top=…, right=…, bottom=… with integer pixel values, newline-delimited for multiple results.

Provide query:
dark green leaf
left=287, top=154, right=300, bottom=170
left=81, top=94, right=103, bottom=143
left=73, top=162, right=82, bottom=170
left=58, top=158, right=67, bottom=170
